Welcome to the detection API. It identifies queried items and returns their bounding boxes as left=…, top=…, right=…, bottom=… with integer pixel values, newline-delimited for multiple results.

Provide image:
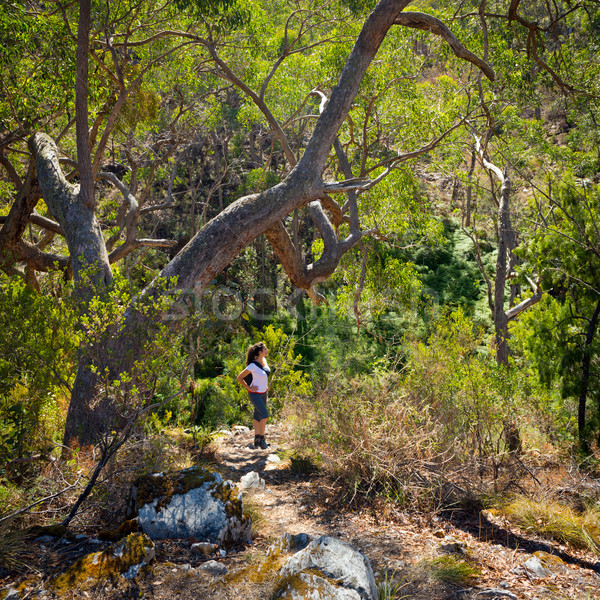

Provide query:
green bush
left=285, top=310, right=539, bottom=506
left=0, top=275, right=77, bottom=466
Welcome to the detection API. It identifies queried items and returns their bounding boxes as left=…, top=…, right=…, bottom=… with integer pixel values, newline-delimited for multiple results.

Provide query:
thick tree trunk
left=30, top=133, right=112, bottom=291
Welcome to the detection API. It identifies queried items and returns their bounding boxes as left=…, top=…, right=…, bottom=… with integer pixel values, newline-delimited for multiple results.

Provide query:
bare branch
left=394, top=12, right=495, bottom=81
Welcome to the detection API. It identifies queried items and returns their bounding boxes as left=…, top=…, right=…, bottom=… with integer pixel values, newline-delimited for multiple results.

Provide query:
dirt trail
left=4, top=424, right=600, bottom=599
left=209, top=424, right=600, bottom=600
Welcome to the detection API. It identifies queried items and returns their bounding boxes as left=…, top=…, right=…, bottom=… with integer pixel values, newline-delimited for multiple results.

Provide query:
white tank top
left=246, top=362, right=269, bottom=393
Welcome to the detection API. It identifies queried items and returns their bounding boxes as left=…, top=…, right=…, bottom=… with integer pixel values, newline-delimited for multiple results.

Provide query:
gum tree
left=1, top=0, right=495, bottom=444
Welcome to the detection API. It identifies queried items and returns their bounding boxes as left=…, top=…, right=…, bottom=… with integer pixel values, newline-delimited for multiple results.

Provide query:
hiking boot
left=254, top=436, right=269, bottom=450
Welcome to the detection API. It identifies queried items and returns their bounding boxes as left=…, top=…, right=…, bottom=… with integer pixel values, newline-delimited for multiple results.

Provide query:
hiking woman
left=236, top=342, right=271, bottom=449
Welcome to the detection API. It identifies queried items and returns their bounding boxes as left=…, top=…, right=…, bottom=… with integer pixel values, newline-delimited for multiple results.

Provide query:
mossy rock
left=128, top=466, right=251, bottom=546
left=279, top=536, right=378, bottom=600
left=49, top=533, right=155, bottom=593
left=98, top=519, right=139, bottom=542
left=273, top=569, right=361, bottom=599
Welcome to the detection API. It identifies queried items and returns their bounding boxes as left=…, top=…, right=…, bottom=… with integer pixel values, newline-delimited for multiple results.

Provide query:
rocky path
left=3, top=424, right=600, bottom=599
left=207, top=424, right=600, bottom=600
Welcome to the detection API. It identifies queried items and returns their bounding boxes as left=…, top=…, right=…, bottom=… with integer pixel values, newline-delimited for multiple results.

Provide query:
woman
left=236, top=342, right=271, bottom=449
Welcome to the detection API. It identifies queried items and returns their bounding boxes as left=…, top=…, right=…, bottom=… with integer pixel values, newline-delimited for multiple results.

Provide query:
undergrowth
left=502, top=495, right=600, bottom=554
left=419, top=555, right=481, bottom=585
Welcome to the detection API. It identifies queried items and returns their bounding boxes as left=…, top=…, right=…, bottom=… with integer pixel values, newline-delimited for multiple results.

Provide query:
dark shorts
left=248, top=392, right=269, bottom=421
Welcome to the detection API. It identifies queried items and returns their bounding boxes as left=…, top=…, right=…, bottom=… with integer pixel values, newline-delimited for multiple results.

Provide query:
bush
left=284, top=369, right=446, bottom=507
left=0, top=275, right=77, bottom=466
left=285, top=310, right=540, bottom=507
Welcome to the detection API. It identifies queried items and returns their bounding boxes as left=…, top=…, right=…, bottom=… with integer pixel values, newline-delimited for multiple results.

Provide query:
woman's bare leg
left=254, top=418, right=267, bottom=436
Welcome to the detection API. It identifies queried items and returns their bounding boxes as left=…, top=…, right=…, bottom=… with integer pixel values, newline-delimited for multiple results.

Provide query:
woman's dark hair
left=246, top=342, right=266, bottom=365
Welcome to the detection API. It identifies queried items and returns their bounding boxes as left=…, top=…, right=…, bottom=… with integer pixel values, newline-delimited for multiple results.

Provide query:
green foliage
left=406, top=309, right=528, bottom=460
left=407, top=220, right=489, bottom=313
left=174, top=0, right=251, bottom=31
left=77, top=270, right=185, bottom=430
left=0, top=275, right=77, bottom=464
left=376, top=570, right=406, bottom=600
left=513, top=178, right=600, bottom=447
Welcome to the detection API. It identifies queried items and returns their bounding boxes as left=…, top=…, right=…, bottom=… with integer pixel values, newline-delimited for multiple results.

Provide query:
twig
left=0, top=475, right=83, bottom=524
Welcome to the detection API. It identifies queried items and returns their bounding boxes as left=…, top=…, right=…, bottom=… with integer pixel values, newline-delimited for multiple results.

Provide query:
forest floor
left=2, top=423, right=600, bottom=599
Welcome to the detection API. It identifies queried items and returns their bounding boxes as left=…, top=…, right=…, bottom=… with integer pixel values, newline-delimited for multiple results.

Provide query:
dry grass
left=0, top=518, right=30, bottom=573
left=502, top=495, right=600, bottom=554
left=418, top=555, right=481, bottom=585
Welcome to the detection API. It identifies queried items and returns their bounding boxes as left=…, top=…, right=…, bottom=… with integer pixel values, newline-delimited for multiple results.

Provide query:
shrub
left=420, top=555, right=481, bottom=585
left=284, top=369, right=447, bottom=508
left=0, top=275, right=77, bottom=466
left=285, top=310, right=539, bottom=507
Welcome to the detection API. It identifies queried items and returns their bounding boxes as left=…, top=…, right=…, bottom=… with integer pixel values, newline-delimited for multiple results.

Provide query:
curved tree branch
left=394, top=12, right=495, bottom=82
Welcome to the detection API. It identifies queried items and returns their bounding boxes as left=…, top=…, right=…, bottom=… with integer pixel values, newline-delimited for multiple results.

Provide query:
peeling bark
left=29, top=133, right=112, bottom=291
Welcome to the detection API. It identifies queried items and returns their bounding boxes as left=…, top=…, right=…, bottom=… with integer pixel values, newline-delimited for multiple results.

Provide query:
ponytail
left=246, top=342, right=266, bottom=365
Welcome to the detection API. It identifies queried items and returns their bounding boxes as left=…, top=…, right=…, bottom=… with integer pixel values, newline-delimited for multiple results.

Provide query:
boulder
left=49, top=533, right=154, bottom=593
left=127, top=466, right=251, bottom=547
left=275, top=535, right=377, bottom=600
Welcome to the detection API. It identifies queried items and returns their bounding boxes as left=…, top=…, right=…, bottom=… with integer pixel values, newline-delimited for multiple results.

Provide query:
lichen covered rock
left=128, top=466, right=251, bottom=546
left=277, top=535, right=377, bottom=600
left=274, top=570, right=362, bottom=600
left=49, top=533, right=155, bottom=593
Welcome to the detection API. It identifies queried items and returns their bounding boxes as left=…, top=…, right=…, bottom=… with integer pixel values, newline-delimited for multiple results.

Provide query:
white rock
left=266, top=454, right=281, bottom=463
left=131, top=467, right=251, bottom=547
left=279, top=535, right=377, bottom=600
left=240, top=471, right=265, bottom=490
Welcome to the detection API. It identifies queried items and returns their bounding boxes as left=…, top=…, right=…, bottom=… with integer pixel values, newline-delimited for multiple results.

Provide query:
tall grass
left=284, top=311, right=539, bottom=508
left=502, top=496, right=600, bottom=554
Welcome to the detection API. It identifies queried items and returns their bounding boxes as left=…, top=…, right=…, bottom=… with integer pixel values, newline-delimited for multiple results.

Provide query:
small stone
left=180, top=563, right=192, bottom=571
left=523, top=555, right=552, bottom=579
left=34, top=535, right=54, bottom=544
left=219, top=549, right=226, bottom=557
left=266, top=454, right=281, bottom=463
left=191, top=542, right=218, bottom=556
left=240, top=471, right=265, bottom=490
left=198, top=560, right=228, bottom=577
